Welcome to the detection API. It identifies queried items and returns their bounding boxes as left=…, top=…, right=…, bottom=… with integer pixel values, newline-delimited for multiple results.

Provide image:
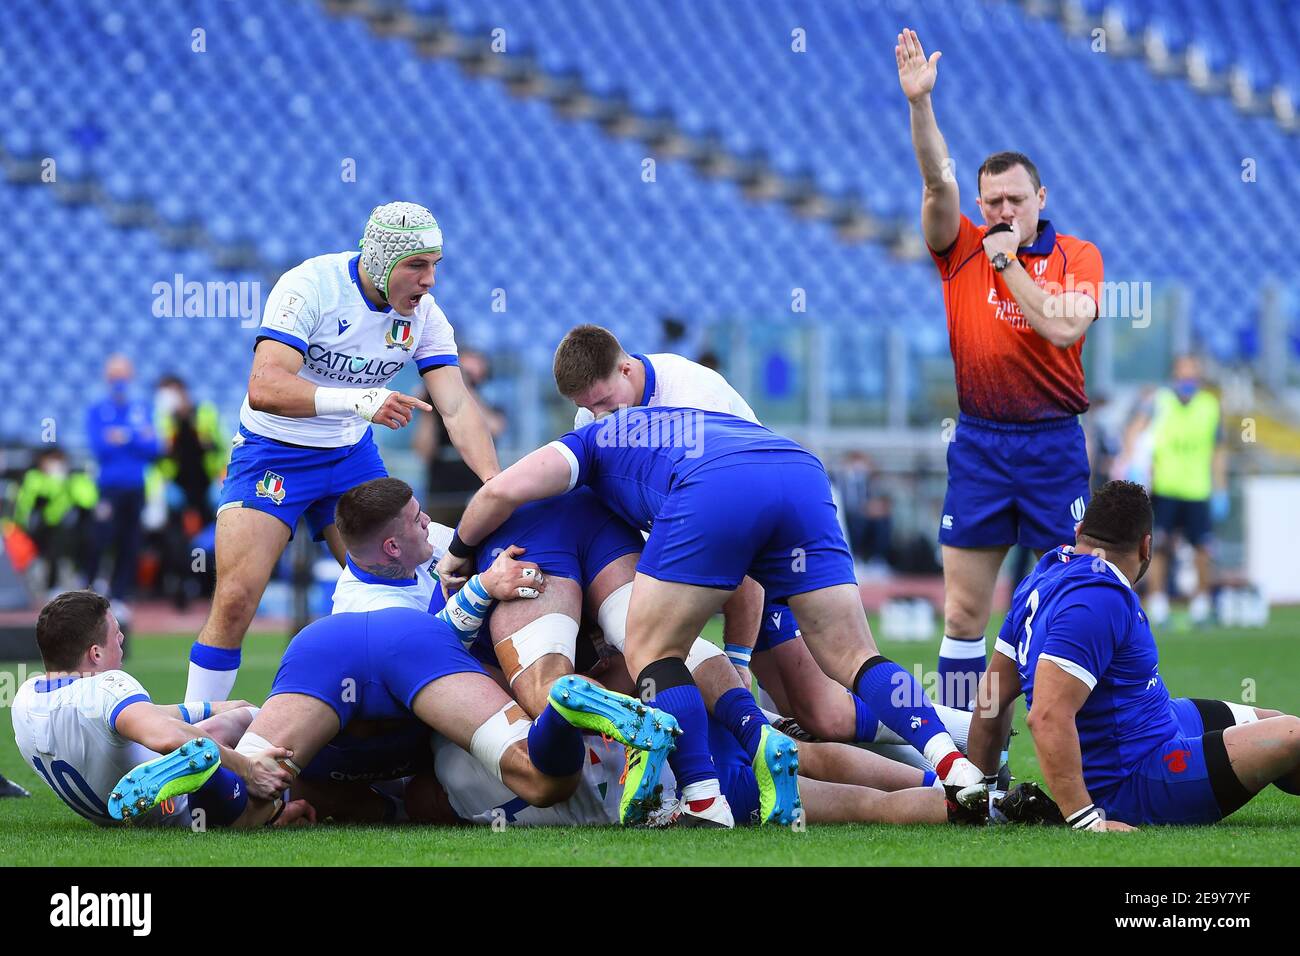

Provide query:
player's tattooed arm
left=422, top=364, right=501, bottom=481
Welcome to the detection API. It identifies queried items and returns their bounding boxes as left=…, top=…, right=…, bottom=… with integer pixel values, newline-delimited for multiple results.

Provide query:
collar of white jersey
left=633, top=353, right=656, bottom=406
left=35, top=674, right=82, bottom=693
left=346, top=554, right=418, bottom=587
left=348, top=254, right=393, bottom=314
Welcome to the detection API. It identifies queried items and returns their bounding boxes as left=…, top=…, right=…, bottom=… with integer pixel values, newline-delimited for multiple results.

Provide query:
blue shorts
left=1152, top=495, right=1212, bottom=548
left=638, top=452, right=857, bottom=602
left=299, top=721, right=434, bottom=783
left=754, top=601, right=800, bottom=653
left=1170, top=697, right=1239, bottom=737
left=708, top=715, right=762, bottom=826
left=189, top=766, right=248, bottom=827
left=1097, top=733, right=1226, bottom=826
left=940, top=414, right=1090, bottom=551
left=476, top=488, right=643, bottom=589
left=218, top=425, right=387, bottom=541
left=269, top=606, right=487, bottom=727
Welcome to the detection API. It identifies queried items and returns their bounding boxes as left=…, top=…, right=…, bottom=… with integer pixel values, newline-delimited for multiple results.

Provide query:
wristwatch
left=990, top=251, right=1016, bottom=273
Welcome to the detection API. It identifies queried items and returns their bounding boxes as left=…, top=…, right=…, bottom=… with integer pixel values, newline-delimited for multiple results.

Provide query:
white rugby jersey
left=241, top=252, right=460, bottom=447
left=432, top=733, right=670, bottom=826
left=330, top=522, right=453, bottom=614
left=574, top=352, right=759, bottom=427
left=12, top=671, right=188, bottom=827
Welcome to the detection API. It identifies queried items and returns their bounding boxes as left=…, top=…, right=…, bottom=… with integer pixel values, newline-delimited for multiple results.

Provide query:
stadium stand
left=0, top=0, right=1297, bottom=450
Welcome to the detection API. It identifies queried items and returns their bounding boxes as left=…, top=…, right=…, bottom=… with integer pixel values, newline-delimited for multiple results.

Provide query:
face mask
left=1173, top=378, right=1198, bottom=401
left=156, top=389, right=182, bottom=417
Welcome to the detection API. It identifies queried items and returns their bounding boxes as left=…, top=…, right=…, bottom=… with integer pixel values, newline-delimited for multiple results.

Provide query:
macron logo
left=50, top=886, right=152, bottom=936
left=770, top=612, right=782, bottom=629
left=337, top=317, right=352, bottom=336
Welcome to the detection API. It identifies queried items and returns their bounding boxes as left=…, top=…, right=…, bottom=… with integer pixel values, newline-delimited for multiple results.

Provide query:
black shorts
left=1152, top=494, right=1212, bottom=547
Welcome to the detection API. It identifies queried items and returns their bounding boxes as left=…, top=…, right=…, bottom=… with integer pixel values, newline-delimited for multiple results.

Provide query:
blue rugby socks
left=714, top=686, right=770, bottom=761
left=854, top=655, right=961, bottom=767
left=527, top=703, right=587, bottom=777
left=638, top=658, right=718, bottom=791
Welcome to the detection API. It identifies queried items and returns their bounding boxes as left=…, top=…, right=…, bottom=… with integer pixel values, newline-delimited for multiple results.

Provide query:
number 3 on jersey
left=1017, top=589, right=1040, bottom=667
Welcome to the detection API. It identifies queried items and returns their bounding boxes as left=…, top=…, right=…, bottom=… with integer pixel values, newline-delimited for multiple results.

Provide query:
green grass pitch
left=3, top=610, right=1298, bottom=866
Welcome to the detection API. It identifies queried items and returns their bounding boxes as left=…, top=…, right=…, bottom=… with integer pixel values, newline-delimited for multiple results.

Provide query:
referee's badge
left=256, top=471, right=287, bottom=505
left=385, top=318, right=414, bottom=350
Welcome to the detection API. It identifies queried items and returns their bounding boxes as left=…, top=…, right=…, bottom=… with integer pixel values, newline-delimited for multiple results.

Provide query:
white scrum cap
left=358, top=201, right=443, bottom=297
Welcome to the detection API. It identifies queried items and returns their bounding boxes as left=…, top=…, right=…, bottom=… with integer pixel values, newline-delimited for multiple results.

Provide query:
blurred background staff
left=1123, top=355, right=1227, bottom=627
left=84, top=354, right=159, bottom=622
left=154, top=374, right=226, bottom=527
left=151, top=374, right=228, bottom=608
left=13, top=448, right=98, bottom=596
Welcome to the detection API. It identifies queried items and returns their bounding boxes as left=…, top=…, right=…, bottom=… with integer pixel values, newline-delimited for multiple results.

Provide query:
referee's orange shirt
left=929, top=216, right=1103, bottom=423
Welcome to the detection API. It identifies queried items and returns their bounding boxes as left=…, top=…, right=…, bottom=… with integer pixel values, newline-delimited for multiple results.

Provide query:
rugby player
left=207, top=578, right=683, bottom=825
left=897, top=29, right=1104, bottom=710
left=967, top=481, right=1300, bottom=828
left=329, top=474, right=976, bottom=817
left=12, top=591, right=306, bottom=829
left=554, top=325, right=765, bottom=683
left=437, top=407, right=987, bottom=827
left=552, top=325, right=935, bottom=765
left=431, top=715, right=990, bottom=828
left=185, top=202, right=500, bottom=704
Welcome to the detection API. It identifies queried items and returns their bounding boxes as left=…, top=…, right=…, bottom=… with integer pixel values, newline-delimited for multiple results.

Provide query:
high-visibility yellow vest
left=14, top=469, right=99, bottom=527
left=1150, top=388, right=1219, bottom=501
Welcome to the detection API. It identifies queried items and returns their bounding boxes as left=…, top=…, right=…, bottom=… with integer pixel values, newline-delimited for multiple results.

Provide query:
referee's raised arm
left=897, top=28, right=959, bottom=254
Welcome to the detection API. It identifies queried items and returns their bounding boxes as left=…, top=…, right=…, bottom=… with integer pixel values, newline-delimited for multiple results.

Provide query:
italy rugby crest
left=255, top=471, right=286, bottom=505
left=385, top=318, right=414, bottom=351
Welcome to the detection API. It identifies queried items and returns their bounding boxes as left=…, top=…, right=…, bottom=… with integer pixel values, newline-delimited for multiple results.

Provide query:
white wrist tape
left=314, top=386, right=392, bottom=421
left=595, top=581, right=634, bottom=652
left=501, top=614, right=578, bottom=686
left=437, top=575, right=494, bottom=644
left=235, top=730, right=301, bottom=776
left=179, top=701, right=211, bottom=724
left=469, top=702, right=532, bottom=782
left=686, top=637, right=725, bottom=673
left=1067, top=803, right=1103, bottom=831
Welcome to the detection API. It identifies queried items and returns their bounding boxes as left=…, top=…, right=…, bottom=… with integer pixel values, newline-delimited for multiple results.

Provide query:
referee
left=896, top=29, right=1104, bottom=712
